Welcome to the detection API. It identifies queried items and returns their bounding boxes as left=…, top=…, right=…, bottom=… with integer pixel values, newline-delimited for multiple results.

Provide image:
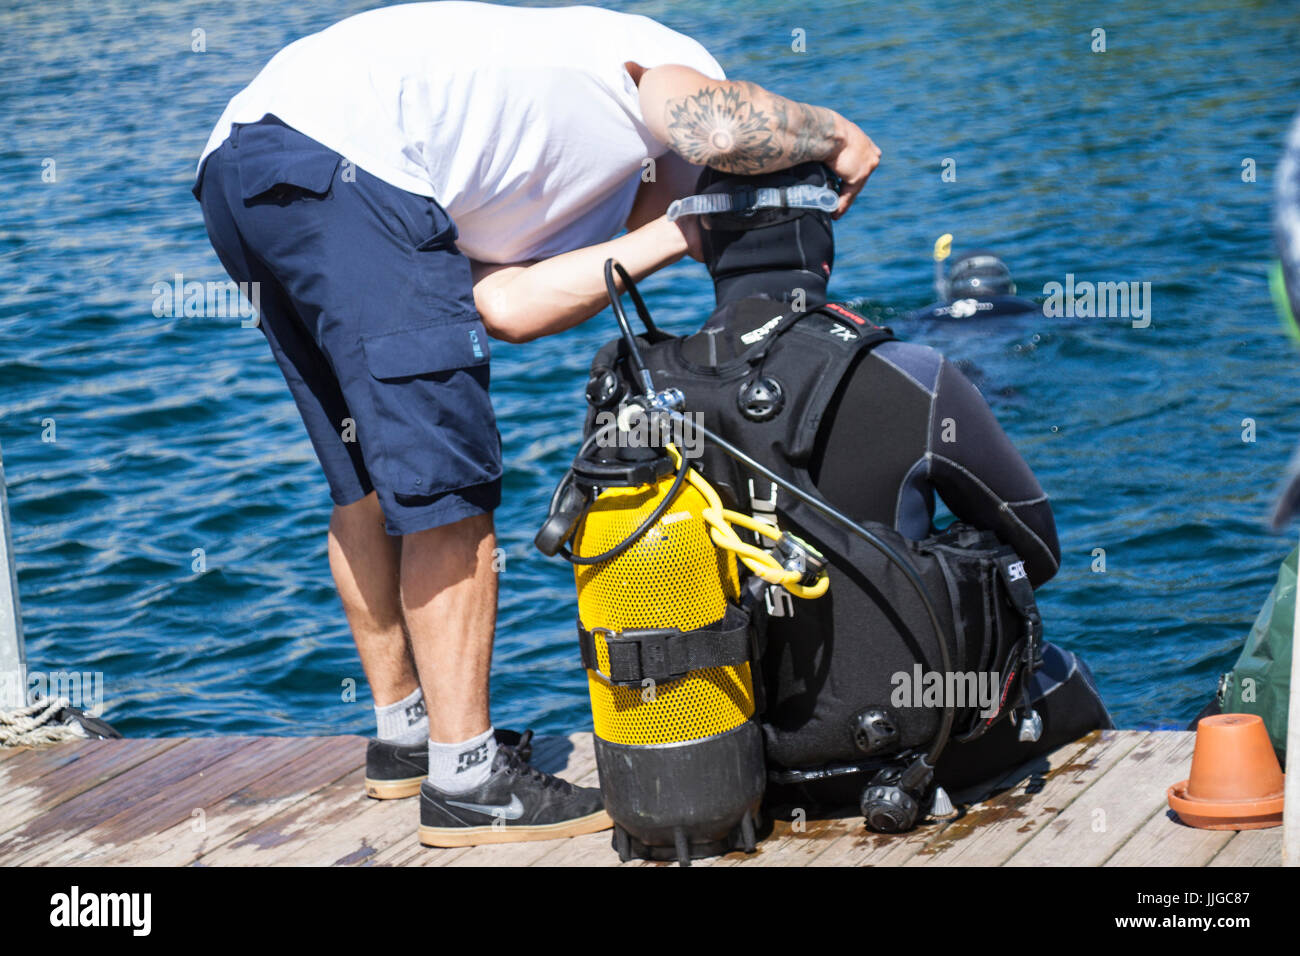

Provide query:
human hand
left=824, top=116, right=881, bottom=219
left=670, top=212, right=705, bottom=262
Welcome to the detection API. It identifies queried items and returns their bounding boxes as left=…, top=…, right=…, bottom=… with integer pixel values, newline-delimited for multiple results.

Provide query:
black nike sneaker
left=418, top=744, right=611, bottom=846
left=364, top=728, right=532, bottom=799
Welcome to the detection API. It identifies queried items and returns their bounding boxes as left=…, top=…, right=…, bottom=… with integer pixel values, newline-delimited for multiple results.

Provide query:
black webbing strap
left=744, top=303, right=891, bottom=368
left=577, top=604, right=751, bottom=686
left=996, top=552, right=1043, bottom=671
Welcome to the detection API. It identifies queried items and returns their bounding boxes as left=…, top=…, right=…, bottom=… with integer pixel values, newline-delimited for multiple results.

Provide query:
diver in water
left=911, top=237, right=1040, bottom=321
left=662, top=162, right=1112, bottom=795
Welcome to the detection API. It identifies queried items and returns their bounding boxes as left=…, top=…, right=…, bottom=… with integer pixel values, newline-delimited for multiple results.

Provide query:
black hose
left=603, top=259, right=655, bottom=397
left=558, top=447, right=691, bottom=566
left=548, top=260, right=677, bottom=567
left=545, top=419, right=620, bottom=519
left=612, top=260, right=660, bottom=336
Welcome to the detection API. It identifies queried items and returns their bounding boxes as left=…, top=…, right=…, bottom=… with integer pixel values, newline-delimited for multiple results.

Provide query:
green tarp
left=1218, top=546, right=1295, bottom=761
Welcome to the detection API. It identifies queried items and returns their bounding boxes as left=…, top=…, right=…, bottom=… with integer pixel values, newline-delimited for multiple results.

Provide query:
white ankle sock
left=427, top=726, right=497, bottom=794
left=374, top=686, right=428, bottom=746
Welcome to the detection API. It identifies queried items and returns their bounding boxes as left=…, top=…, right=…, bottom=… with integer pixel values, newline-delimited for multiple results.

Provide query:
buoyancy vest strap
left=745, top=303, right=891, bottom=366
left=578, top=604, right=752, bottom=686
left=792, top=325, right=896, bottom=461
left=743, top=305, right=895, bottom=464
left=995, top=552, right=1042, bottom=664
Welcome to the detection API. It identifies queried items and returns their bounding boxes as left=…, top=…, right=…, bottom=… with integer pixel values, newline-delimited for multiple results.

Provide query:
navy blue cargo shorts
left=194, top=116, right=502, bottom=535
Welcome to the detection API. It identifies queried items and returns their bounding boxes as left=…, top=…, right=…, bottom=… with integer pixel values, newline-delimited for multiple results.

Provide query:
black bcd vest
left=582, top=302, right=1043, bottom=771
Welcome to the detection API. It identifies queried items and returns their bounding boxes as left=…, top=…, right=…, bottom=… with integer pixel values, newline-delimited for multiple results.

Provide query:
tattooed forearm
left=788, top=101, right=837, bottom=167
left=663, top=80, right=839, bottom=174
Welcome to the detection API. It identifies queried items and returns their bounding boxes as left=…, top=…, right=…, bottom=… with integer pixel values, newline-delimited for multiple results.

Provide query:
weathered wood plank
left=281, top=799, right=414, bottom=866
left=1208, top=827, right=1284, bottom=867
left=735, top=730, right=1088, bottom=867
left=373, top=837, right=468, bottom=868
left=0, top=738, right=192, bottom=859
left=524, top=828, right=621, bottom=866
left=805, top=819, right=945, bottom=867
left=193, top=762, right=362, bottom=865
left=5, top=731, right=1272, bottom=867
left=29, top=736, right=364, bottom=866
left=728, top=816, right=857, bottom=867
left=910, top=729, right=1145, bottom=867
left=0, top=739, right=184, bottom=837
left=1104, top=806, right=1235, bottom=867
left=0, top=738, right=141, bottom=793
left=198, top=765, right=410, bottom=866
left=20, top=736, right=307, bottom=866
left=107, top=735, right=365, bottom=866
left=5, top=738, right=261, bottom=863
left=806, top=731, right=1117, bottom=867
left=1004, top=731, right=1196, bottom=867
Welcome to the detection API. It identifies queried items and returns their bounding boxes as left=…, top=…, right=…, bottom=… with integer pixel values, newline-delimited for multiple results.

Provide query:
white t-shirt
left=198, top=2, right=725, bottom=263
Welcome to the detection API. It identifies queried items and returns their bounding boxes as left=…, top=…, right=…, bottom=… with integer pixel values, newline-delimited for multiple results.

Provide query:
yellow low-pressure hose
left=666, top=445, right=829, bottom=600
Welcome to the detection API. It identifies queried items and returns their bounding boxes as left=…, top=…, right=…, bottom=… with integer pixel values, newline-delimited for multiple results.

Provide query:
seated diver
left=647, top=162, right=1113, bottom=815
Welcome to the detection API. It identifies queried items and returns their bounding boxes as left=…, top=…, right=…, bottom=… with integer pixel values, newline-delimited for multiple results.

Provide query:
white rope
left=0, top=696, right=86, bottom=747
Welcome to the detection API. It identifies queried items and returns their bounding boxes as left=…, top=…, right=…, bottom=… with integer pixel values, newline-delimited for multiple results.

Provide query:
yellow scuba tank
left=573, top=469, right=765, bottom=864
left=576, top=474, right=755, bottom=746
left=536, top=257, right=830, bottom=863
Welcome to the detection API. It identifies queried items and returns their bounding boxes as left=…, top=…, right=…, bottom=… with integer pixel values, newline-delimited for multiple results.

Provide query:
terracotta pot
left=1167, top=714, right=1284, bottom=830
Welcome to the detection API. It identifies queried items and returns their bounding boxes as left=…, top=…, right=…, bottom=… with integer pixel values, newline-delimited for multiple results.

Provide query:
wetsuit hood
left=685, top=163, right=837, bottom=309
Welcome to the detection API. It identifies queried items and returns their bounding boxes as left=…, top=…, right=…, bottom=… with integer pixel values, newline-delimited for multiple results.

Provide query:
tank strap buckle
left=577, top=606, right=752, bottom=686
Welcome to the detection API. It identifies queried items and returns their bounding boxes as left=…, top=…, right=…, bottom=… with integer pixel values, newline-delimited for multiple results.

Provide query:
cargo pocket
left=235, top=120, right=343, bottom=203
left=360, top=317, right=501, bottom=502
left=239, top=150, right=341, bottom=204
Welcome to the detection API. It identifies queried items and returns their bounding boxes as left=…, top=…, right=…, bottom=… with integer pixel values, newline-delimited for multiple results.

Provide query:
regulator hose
left=557, top=446, right=691, bottom=566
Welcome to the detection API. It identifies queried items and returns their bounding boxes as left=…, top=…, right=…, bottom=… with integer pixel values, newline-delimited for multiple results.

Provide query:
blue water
left=2, top=0, right=1299, bottom=738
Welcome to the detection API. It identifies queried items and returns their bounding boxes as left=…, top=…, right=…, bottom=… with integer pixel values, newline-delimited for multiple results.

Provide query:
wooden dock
left=0, top=729, right=1283, bottom=866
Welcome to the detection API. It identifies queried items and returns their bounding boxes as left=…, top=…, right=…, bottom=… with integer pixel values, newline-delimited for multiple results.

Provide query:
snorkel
left=933, top=233, right=953, bottom=302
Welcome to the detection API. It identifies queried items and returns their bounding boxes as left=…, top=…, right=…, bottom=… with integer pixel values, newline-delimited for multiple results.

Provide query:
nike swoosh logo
left=445, top=794, right=525, bottom=821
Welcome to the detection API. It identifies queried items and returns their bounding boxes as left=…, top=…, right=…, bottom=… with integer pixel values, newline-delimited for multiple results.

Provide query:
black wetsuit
left=688, top=297, right=1062, bottom=586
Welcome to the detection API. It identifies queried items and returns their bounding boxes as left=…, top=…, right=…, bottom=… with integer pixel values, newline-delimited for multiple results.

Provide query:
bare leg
left=328, top=492, right=417, bottom=707
left=400, top=511, right=497, bottom=743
